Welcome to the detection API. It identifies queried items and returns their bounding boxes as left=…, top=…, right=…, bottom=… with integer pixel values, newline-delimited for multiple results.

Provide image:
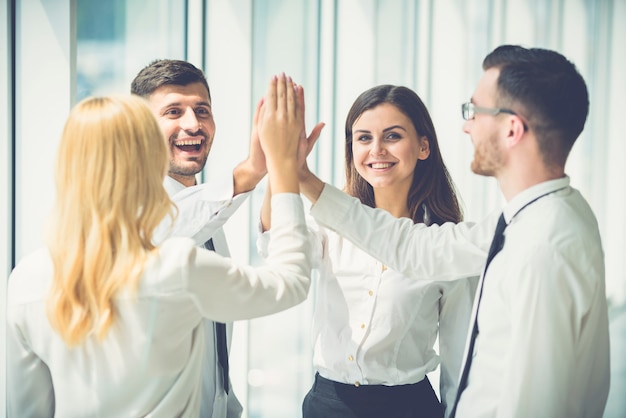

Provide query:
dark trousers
left=302, top=373, right=443, bottom=418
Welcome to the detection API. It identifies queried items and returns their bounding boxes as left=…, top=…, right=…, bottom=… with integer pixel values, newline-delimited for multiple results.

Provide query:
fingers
left=253, top=98, right=263, bottom=127
left=265, top=75, right=278, bottom=113
left=306, top=122, right=325, bottom=154
left=277, top=73, right=288, bottom=115
left=249, top=98, right=267, bottom=170
left=294, top=84, right=304, bottom=132
left=259, top=74, right=300, bottom=194
left=257, top=96, right=266, bottom=128
left=297, top=121, right=325, bottom=170
left=251, top=98, right=263, bottom=144
left=257, top=73, right=310, bottom=161
left=263, top=73, right=297, bottom=118
left=297, top=83, right=305, bottom=124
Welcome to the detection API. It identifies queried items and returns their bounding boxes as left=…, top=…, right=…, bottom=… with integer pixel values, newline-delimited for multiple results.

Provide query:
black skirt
left=302, top=372, right=444, bottom=418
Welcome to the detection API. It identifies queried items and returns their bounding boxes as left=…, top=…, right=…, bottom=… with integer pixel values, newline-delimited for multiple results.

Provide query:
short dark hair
left=130, top=59, right=211, bottom=101
left=483, top=45, right=589, bottom=167
left=344, top=85, right=462, bottom=225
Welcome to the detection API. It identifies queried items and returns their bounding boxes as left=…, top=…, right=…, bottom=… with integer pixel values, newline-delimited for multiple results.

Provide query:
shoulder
left=8, top=248, right=52, bottom=307
left=138, top=237, right=199, bottom=294
left=157, top=236, right=198, bottom=254
left=518, top=189, right=601, bottom=250
left=506, top=191, right=603, bottom=285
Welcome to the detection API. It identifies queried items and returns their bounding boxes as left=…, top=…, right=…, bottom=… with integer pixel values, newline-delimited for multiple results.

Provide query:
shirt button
left=354, top=381, right=360, bottom=387
left=368, top=290, right=374, bottom=296
left=360, top=323, right=366, bottom=329
left=381, top=264, right=387, bottom=272
left=348, top=355, right=354, bottom=361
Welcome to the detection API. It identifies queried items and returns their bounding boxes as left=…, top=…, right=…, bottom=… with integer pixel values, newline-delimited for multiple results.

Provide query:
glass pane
left=76, top=0, right=186, bottom=100
left=246, top=1, right=320, bottom=416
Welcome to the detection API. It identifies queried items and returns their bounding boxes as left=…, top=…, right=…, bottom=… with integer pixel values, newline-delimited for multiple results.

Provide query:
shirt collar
left=503, top=176, right=570, bottom=224
left=163, top=175, right=188, bottom=195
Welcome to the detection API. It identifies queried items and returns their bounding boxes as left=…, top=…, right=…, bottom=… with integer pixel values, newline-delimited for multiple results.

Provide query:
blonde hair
left=46, top=94, right=174, bottom=346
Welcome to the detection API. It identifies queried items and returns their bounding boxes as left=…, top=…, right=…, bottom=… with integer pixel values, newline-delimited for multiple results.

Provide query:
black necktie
left=450, top=213, right=506, bottom=417
left=204, top=238, right=230, bottom=394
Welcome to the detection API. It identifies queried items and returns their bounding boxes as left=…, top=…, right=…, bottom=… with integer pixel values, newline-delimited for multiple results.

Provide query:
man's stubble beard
left=470, top=132, right=502, bottom=178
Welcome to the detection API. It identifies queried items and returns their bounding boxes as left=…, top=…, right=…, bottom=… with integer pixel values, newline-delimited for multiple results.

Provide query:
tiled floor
left=604, top=303, right=626, bottom=418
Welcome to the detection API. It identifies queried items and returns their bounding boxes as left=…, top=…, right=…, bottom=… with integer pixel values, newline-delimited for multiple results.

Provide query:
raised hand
left=232, top=98, right=267, bottom=196
left=297, top=121, right=324, bottom=181
left=257, top=73, right=302, bottom=194
left=292, top=81, right=324, bottom=180
left=248, top=98, right=267, bottom=176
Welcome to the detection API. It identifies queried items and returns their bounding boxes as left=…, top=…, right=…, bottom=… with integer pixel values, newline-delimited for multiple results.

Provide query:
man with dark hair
left=297, top=45, right=610, bottom=417
left=131, top=59, right=263, bottom=418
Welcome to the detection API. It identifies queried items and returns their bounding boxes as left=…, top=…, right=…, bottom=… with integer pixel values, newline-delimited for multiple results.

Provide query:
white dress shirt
left=157, top=175, right=249, bottom=247
left=160, top=175, right=248, bottom=418
left=259, top=213, right=479, bottom=414
left=7, top=193, right=311, bottom=418
left=310, top=178, right=610, bottom=417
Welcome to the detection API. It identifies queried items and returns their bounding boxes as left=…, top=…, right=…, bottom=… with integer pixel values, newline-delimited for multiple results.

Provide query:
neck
left=498, top=163, right=564, bottom=201
left=497, top=131, right=566, bottom=201
left=374, top=187, right=410, bottom=218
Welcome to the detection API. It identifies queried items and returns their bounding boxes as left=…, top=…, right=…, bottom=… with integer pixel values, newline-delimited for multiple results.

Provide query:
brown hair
left=344, top=85, right=462, bottom=225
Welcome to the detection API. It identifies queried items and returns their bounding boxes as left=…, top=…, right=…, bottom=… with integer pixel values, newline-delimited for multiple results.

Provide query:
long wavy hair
left=345, top=85, right=463, bottom=225
left=46, top=95, right=174, bottom=346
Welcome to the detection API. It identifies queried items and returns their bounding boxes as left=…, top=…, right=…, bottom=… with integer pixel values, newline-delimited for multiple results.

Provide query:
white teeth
left=175, top=139, right=202, bottom=146
left=371, top=162, right=392, bottom=169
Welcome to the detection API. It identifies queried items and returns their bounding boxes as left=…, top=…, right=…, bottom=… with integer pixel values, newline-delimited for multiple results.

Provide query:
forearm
left=299, top=167, right=324, bottom=204
left=268, top=159, right=299, bottom=194
left=189, top=194, right=311, bottom=322
left=310, top=183, right=493, bottom=280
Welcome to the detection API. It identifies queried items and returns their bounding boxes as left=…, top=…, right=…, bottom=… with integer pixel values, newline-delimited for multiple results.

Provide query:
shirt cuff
left=271, top=193, right=305, bottom=227
left=310, top=183, right=352, bottom=229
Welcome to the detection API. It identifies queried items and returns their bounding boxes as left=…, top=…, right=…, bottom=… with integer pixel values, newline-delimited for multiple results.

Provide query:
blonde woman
left=7, top=74, right=310, bottom=417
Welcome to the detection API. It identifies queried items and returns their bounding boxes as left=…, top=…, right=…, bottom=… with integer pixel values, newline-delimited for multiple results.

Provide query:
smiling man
left=131, top=59, right=266, bottom=418
left=151, top=81, right=215, bottom=186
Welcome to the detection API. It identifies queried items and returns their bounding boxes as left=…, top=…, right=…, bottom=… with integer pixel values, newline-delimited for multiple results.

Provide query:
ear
left=417, top=136, right=430, bottom=160
left=505, top=115, right=526, bottom=148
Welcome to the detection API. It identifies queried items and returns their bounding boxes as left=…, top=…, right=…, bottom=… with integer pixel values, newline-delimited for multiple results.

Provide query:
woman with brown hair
left=260, top=85, right=478, bottom=417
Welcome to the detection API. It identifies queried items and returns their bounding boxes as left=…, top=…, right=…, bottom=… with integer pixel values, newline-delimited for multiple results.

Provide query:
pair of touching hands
left=249, top=73, right=325, bottom=193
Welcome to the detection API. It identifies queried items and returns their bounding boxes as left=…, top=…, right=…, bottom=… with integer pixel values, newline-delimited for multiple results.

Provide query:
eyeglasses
left=461, top=102, right=517, bottom=121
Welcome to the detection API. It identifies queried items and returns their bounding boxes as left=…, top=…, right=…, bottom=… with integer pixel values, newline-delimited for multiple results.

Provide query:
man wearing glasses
left=297, top=45, right=610, bottom=417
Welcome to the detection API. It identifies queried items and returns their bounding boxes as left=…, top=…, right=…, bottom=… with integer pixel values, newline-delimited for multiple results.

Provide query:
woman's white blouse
left=7, top=193, right=311, bottom=418
left=258, top=212, right=479, bottom=412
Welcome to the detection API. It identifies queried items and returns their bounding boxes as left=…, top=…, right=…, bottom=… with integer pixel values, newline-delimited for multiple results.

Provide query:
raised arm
left=295, top=128, right=493, bottom=280
left=187, top=74, right=314, bottom=321
left=258, top=74, right=302, bottom=194
left=260, top=80, right=324, bottom=231
left=309, top=183, right=496, bottom=280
